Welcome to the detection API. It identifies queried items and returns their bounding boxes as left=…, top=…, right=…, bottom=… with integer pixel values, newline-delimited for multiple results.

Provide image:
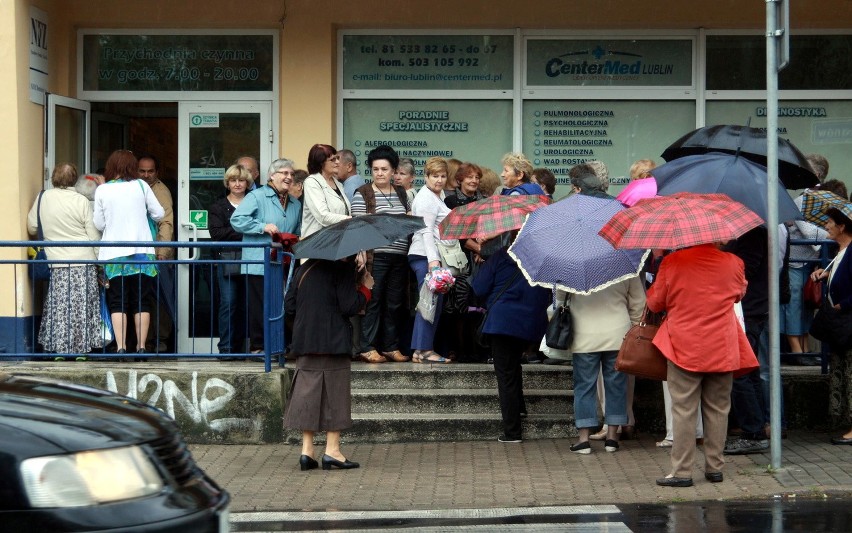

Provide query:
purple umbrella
left=508, top=194, right=649, bottom=295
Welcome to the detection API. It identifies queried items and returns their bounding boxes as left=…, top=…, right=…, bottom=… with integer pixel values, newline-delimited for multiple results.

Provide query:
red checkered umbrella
left=598, top=192, right=764, bottom=250
left=439, top=194, right=551, bottom=240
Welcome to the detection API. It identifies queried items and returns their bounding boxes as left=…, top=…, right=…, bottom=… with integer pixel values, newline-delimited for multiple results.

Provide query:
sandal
left=656, top=439, right=673, bottom=448
left=420, top=350, right=451, bottom=364
left=412, top=351, right=425, bottom=363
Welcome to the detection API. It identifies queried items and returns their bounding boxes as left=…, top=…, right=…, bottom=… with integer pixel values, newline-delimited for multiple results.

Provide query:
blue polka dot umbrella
left=508, top=194, right=649, bottom=295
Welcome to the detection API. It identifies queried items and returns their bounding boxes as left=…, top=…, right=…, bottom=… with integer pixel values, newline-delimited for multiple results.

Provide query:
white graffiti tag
left=105, top=370, right=259, bottom=433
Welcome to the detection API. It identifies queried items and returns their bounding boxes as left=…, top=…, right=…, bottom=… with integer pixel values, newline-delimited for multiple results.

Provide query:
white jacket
left=408, top=187, right=452, bottom=263
left=300, top=173, right=351, bottom=238
left=93, top=179, right=164, bottom=260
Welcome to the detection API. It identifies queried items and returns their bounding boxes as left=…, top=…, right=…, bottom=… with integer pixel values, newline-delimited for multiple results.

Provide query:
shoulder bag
left=615, top=307, right=668, bottom=381
left=30, top=191, right=51, bottom=281
left=476, top=269, right=521, bottom=349
left=810, top=302, right=852, bottom=350
left=436, top=239, right=469, bottom=276
left=545, top=294, right=573, bottom=350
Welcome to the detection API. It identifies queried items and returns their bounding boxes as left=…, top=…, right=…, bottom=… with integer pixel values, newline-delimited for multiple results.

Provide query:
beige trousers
left=666, top=360, right=733, bottom=478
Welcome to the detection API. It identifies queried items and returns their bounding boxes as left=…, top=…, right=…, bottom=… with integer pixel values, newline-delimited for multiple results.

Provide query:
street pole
left=766, top=0, right=789, bottom=470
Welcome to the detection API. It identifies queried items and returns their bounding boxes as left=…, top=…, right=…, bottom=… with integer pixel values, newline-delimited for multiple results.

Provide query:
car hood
left=0, top=373, right=171, bottom=457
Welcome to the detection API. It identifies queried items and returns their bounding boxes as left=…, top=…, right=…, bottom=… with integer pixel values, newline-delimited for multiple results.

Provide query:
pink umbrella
left=616, top=177, right=657, bottom=207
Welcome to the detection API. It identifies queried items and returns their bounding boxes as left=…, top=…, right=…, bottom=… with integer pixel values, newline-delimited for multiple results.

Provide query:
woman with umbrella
left=600, top=192, right=761, bottom=486
left=230, top=159, right=302, bottom=354
left=472, top=233, right=550, bottom=442
left=350, top=145, right=411, bottom=364
left=284, top=255, right=374, bottom=471
left=408, top=156, right=454, bottom=363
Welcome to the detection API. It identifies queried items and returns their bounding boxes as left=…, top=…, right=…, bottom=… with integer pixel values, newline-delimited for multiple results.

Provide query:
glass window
left=522, top=100, right=696, bottom=199
left=342, top=100, right=513, bottom=186
left=706, top=100, right=852, bottom=190
left=706, top=35, right=852, bottom=91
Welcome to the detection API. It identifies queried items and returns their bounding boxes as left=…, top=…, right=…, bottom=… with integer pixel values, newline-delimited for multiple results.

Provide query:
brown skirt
left=283, top=353, right=352, bottom=432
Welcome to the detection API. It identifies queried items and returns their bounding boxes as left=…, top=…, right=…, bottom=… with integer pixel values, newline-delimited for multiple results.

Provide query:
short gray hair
left=267, top=158, right=295, bottom=179
left=585, top=160, right=609, bottom=191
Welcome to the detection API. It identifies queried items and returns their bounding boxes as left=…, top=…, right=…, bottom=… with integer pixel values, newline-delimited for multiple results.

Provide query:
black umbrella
left=292, top=214, right=425, bottom=260
left=660, top=124, right=819, bottom=190
left=653, top=153, right=802, bottom=223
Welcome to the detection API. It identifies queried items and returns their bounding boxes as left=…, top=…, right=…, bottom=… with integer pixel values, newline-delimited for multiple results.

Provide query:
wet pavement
left=191, top=430, right=852, bottom=531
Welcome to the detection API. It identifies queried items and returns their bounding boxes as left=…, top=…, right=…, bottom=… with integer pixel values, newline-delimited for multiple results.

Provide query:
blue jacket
left=230, top=185, right=301, bottom=275
left=829, top=248, right=852, bottom=310
left=472, top=248, right=550, bottom=342
left=501, top=182, right=545, bottom=196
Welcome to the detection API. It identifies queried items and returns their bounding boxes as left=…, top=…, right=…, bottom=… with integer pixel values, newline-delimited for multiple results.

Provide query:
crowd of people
left=26, top=144, right=852, bottom=483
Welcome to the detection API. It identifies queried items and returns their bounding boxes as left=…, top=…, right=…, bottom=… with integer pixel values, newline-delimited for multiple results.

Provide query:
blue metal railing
left=0, top=240, right=295, bottom=372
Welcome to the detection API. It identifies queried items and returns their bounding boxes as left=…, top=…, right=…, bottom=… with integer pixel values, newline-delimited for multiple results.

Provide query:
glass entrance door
left=176, top=101, right=272, bottom=353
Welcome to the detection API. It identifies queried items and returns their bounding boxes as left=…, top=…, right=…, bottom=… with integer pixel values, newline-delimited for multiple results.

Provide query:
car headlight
left=20, top=445, right=164, bottom=508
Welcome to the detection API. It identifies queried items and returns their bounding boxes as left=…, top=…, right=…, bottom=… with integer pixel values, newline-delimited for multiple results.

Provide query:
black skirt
left=283, top=354, right=352, bottom=431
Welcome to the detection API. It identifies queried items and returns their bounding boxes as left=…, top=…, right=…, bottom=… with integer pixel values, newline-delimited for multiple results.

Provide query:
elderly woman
left=209, top=164, right=253, bottom=356
left=531, top=168, right=557, bottom=199
left=27, top=163, right=102, bottom=357
left=351, top=145, right=411, bottom=363
left=500, top=153, right=546, bottom=196
left=231, top=159, right=301, bottom=354
left=93, top=150, right=165, bottom=357
left=284, top=257, right=373, bottom=471
left=473, top=239, right=550, bottom=442
left=648, top=242, right=756, bottom=487
left=810, top=208, right=852, bottom=445
left=394, top=157, right=417, bottom=205
left=301, top=144, right=351, bottom=239
left=408, top=156, right=455, bottom=363
left=629, top=159, right=656, bottom=181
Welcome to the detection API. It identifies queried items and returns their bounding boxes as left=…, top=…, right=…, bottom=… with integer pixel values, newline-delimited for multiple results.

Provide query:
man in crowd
left=138, top=154, right=175, bottom=353
left=338, top=149, right=365, bottom=203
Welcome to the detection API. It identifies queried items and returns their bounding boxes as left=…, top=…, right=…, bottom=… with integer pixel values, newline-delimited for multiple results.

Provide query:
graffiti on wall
left=105, top=370, right=258, bottom=433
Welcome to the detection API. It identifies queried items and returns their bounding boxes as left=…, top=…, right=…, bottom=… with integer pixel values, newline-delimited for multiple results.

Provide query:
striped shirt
left=351, top=187, right=409, bottom=254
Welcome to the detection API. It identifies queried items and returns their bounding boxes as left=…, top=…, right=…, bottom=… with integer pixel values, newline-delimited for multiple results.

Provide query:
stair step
left=344, top=363, right=574, bottom=390
left=283, top=413, right=576, bottom=444
left=351, top=388, right=573, bottom=415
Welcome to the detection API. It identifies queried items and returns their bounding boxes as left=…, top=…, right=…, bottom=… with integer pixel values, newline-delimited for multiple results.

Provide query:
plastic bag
left=98, top=288, right=114, bottom=347
left=416, top=278, right=438, bottom=323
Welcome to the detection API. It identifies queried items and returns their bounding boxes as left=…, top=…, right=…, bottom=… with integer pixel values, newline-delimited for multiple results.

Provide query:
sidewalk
left=191, top=430, right=852, bottom=513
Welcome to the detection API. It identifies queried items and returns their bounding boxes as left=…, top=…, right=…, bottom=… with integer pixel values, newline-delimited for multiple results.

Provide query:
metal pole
left=766, top=0, right=783, bottom=469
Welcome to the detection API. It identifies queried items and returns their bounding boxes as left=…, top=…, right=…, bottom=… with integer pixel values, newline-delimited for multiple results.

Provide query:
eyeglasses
left=328, top=155, right=341, bottom=162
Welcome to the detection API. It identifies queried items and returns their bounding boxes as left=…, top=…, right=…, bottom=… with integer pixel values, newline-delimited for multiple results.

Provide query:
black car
left=0, top=372, right=229, bottom=532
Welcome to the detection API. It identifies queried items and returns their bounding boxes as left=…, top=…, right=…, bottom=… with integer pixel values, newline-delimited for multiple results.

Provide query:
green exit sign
left=189, top=210, right=208, bottom=229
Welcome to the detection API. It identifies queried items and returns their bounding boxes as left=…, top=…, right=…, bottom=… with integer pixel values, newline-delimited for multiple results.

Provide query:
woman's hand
left=835, top=303, right=842, bottom=310
left=812, top=268, right=827, bottom=281
left=428, top=260, right=441, bottom=269
left=355, top=250, right=367, bottom=270
left=361, top=270, right=375, bottom=290
left=263, top=223, right=279, bottom=235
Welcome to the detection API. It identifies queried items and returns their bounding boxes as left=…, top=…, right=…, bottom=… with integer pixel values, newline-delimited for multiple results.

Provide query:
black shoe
left=498, top=434, right=522, bottom=443
left=299, top=455, right=319, bottom=471
left=705, top=471, right=724, bottom=483
left=656, top=476, right=694, bottom=487
left=723, top=437, right=769, bottom=455
left=831, top=436, right=852, bottom=445
left=134, top=348, right=148, bottom=362
left=604, top=439, right=620, bottom=453
left=321, top=454, right=359, bottom=470
left=570, top=441, right=591, bottom=454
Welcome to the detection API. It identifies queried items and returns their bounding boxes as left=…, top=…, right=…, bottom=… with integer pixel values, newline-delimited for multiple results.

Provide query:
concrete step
left=351, top=388, right=573, bottom=415
left=346, top=363, right=574, bottom=390
left=283, top=413, right=576, bottom=444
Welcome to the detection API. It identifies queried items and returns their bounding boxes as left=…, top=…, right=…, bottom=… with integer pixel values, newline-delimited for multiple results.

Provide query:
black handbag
left=219, top=249, right=242, bottom=277
left=810, top=302, right=852, bottom=350
left=545, top=300, right=573, bottom=350
left=30, top=191, right=50, bottom=282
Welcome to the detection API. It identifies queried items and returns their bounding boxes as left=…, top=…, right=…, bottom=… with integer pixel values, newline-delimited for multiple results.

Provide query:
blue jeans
left=216, top=268, right=247, bottom=353
left=573, top=351, right=628, bottom=429
left=409, top=255, right=442, bottom=352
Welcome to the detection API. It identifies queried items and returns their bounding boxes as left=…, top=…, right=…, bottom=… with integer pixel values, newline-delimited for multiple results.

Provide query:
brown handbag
left=615, top=308, right=668, bottom=381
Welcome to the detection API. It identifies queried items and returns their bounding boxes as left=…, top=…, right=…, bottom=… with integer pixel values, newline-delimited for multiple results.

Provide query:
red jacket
left=646, top=244, right=758, bottom=374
